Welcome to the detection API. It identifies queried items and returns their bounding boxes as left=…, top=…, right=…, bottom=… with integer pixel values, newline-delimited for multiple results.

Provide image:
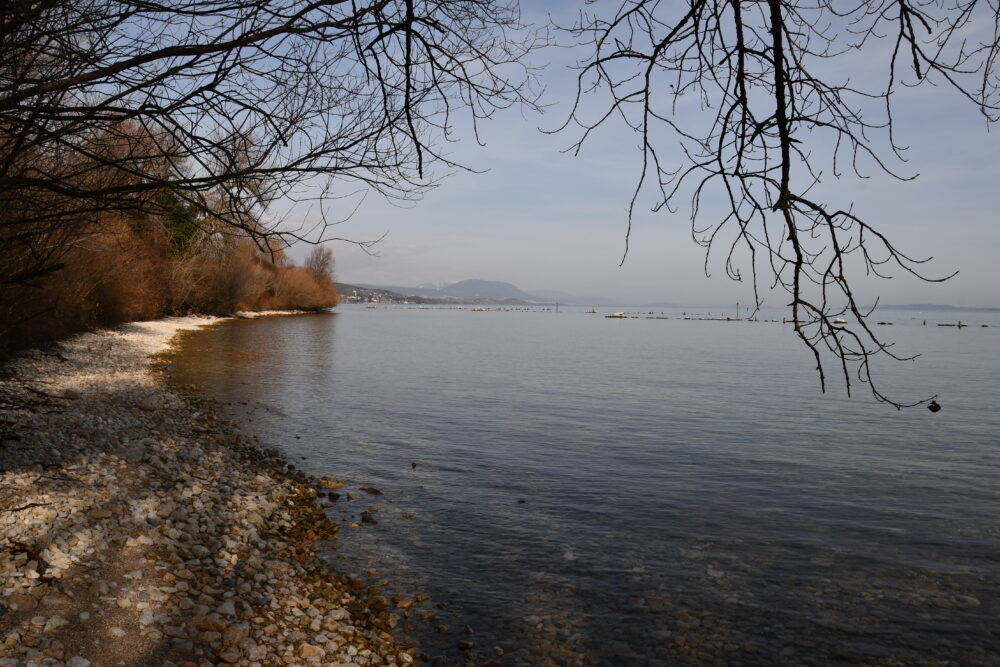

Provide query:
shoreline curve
left=0, top=314, right=413, bottom=666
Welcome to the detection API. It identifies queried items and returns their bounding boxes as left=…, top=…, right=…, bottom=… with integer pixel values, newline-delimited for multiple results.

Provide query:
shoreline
left=0, top=315, right=412, bottom=666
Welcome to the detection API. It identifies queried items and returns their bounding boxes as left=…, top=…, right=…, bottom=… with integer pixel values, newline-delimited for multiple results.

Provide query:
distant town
left=336, top=282, right=541, bottom=306
left=336, top=279, right=1000, bottom=311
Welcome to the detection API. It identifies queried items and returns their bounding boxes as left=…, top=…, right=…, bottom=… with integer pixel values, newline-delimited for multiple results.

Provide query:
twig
left=1, top=502, right=52, bottom=513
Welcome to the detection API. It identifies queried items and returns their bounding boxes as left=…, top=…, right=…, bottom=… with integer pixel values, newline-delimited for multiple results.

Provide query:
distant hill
left=354, top=279, right=631, bottom=305
left=348, top=278, right=685, bottom=306
left=350, top=283, right=435, bottom=298
left=444, top=279, right=535, bottom=300
left=336, top=283, right=410, bottom=303
left=340, top=284, right=1000, bottom=310
left=357, top=279, right=539, bottom=302
left=341, top=280, right=538, bottom=305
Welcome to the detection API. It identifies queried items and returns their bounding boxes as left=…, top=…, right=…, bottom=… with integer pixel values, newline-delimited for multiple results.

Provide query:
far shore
left=0, top=313, right=413, bottom=666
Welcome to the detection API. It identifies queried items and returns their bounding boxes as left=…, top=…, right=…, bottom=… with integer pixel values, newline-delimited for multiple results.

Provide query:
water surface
left=169, top=306, right=1000, bottom=665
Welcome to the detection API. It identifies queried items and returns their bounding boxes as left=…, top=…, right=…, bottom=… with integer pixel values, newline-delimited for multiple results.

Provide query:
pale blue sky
left=292, top=2, right=999, bottom=307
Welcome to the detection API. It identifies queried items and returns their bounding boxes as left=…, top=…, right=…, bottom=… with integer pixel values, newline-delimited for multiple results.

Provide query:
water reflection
left=168, top=308, right=1000, bottom=665
left=171, top=312, right=338, bottom=410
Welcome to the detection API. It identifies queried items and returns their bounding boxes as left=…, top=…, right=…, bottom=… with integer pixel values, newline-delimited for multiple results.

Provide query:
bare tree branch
left=555, top=0, right=997, bottom=407
left=0, top=0, right=544, bottom=297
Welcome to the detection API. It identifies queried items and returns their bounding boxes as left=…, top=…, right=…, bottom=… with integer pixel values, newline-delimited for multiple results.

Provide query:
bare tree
left=305, top=245, right=336, bottom=285
left=554, top=0, right=999, bottom=407
left=0, top=0, right=542, bottom=290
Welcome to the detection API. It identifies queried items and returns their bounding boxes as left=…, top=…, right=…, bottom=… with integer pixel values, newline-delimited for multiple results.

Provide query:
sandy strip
left=0, top=316, right=412, bottom=666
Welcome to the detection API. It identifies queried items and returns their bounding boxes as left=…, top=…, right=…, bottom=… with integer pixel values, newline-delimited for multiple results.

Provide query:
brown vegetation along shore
left=0, top=316, right=413, bottom=666
left=1, top=207, right=340, bottom=355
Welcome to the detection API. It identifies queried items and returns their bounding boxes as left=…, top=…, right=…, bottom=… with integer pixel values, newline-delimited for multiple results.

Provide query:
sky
left=288, top=2, right=999, bottom=307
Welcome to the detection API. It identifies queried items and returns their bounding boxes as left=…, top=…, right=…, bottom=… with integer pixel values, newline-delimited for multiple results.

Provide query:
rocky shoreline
left=0, top=316, right=414, bottom=666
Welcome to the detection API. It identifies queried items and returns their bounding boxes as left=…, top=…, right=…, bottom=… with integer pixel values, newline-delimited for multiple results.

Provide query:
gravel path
left=0, top=317, right=414, bottom=666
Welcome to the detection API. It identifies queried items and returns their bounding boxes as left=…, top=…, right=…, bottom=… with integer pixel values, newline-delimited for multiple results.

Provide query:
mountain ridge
left=354, top=279, right=612, bottom=304
left=341, top=280, right=997, bottom=310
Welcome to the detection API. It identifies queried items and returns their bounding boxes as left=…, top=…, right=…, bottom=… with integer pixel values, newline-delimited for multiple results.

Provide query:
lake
left=168, top=305, right=1000, bottom=665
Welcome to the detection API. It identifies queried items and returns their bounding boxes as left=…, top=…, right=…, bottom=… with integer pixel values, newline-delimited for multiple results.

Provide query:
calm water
left=169, top=306, right=1000, bottom=665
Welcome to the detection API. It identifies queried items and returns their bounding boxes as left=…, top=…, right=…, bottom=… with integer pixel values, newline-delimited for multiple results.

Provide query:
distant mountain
left=341, top=281, right=999, bottom=311
left=350, top=278, right=672, bottom=306
left=444, top=279, right=535, bottom=300
left=357, top=279, right=539, bottom=302
left=366, top=284, right=440, bottom=298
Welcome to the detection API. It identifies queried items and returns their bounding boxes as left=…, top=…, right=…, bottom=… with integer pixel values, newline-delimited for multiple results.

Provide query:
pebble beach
left=0, top=316, right=413, bottom=666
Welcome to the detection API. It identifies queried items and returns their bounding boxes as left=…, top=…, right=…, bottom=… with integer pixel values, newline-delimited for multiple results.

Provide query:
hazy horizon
left=334, top=276, right=999, bottom=309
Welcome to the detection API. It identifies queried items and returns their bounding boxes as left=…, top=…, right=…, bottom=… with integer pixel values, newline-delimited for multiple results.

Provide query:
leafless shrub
left=0, top=216, right=169, bottom=350
left=170, top=239, right=269, bottom=316
left=305, top=247, right=336, bottom=287
left=267, top=266, right=340, bottom=312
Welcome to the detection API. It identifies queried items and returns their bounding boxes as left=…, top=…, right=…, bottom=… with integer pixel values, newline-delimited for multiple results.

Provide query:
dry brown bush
left=266, top=266, right=339, bottom=311
left=0, top=109, right=340, bottom=356
left=0, top=118, right=179, bottom=353
left=0, top=217, right=170, bottom=351
left=170, top=238, right=338, bottom=314
left=169, top=239, right=270, bottom=316
left=63, top=218, right=169, bottom=325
